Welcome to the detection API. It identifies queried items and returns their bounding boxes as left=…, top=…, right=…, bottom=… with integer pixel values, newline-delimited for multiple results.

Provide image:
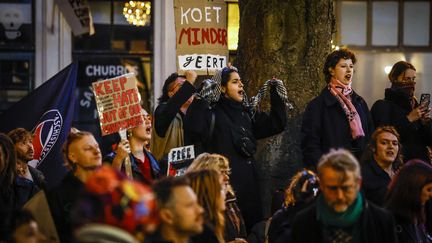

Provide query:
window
left=72, top=0, right=153, bottom=145
left=335, top=0, right=432, bottom=51
left=0, top=0, right=34, bottom=112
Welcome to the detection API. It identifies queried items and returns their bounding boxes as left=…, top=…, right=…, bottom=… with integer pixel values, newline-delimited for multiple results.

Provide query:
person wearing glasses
left=150, top=70, right=197, bottom=174
left=187, top=153, right=247, bottom=243
left=371, top=61, right=432, bottom=163
left=291, top=149, right=397, bottom=243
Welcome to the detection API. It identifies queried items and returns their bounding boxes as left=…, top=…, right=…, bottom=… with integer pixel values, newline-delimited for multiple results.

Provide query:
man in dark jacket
left=291, top=149, right=397, bottom=243
left=148, top=176, right=204, bottom=243
left=150, top=71, right=197, bottom=174
left=8, top=128, right=45, bottom=207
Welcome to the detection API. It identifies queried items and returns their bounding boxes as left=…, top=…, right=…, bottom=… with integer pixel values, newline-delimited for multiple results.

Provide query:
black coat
left=290, top=199, right=398, bottom=243
left=301, top=88, right=374, bottom=169
left=185, top=87, right=287, bottom=231
left=46, top=172, right=84, bottom=243
left=360, top=158, right=392, bottom=206
left=393, top=215, right=431, bottom=243
left=268, top=203, right=312, bottom=243
left=371, top=88, right=432, bottom=163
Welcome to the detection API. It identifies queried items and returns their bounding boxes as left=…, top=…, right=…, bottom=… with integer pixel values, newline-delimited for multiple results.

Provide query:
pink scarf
left=329, top=78, right=365, bottom=139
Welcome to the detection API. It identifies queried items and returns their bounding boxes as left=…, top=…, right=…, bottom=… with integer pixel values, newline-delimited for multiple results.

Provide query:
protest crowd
left=1, top=48, right=432, bottom=243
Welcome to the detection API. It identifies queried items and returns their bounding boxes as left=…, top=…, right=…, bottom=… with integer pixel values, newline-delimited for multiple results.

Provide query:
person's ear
left=160, top=208, right=174, bottom=225
left=168, top=90, right=174, bottom=98
left=328, top=67, right=335, bottom=76
left=68, top=151, right=77, bottom=164
left=357, top=178, right=362, bottom=190
left=221, top=86, right=226, bottom=94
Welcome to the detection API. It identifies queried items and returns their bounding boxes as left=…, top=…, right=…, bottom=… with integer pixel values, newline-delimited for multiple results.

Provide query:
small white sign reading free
left=168, top=145, right=196, bottom=163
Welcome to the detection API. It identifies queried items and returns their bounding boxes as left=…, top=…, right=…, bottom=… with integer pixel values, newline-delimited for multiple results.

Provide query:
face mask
left=391, top=81, right=415, bottom=98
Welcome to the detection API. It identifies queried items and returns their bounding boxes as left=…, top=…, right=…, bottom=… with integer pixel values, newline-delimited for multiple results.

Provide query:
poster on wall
left=174, top=0, right=228, bottom=75
left=0, top=2, right=33, bottom=47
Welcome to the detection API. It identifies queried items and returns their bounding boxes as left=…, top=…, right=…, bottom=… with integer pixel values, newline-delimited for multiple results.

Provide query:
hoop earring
left=72, top=162, right=77, bottom=172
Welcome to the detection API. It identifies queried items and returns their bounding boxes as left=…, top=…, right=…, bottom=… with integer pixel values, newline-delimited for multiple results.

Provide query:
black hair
left=221, top=67, right=238, bottom=86
left=158, top=73, right=181, bottom=104
left=323, top=49, right=357, bottom=83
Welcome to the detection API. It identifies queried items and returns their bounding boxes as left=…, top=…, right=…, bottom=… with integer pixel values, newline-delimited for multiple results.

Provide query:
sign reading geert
left=92, top=73, right=143, bottom=136
left=174, top=0, right=228, bottom=75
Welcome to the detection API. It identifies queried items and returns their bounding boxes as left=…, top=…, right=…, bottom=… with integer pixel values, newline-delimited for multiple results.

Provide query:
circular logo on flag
left=32, top=109, right=63, bottom=166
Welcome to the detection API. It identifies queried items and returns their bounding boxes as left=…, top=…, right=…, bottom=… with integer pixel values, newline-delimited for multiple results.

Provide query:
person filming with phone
left=371, top=61, right=432, bottom=163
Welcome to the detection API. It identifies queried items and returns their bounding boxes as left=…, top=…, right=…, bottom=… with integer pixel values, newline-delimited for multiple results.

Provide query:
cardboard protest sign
left=174, top=0, right=228, bottom=75
left=55, top=0, right=95, bottom=36
left=167, top=145, right=195, bottom=176
left=92, top=73, right=144, bottom=136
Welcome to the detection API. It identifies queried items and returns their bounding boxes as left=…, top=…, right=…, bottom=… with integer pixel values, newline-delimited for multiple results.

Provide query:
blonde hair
left=186, top=169, right=225, bottom=243
left=62, top=129, right=93, bottom=171
left=188, top=153, right=230, bottom=172
left=284, top=169, right=317, bottom=207
left=188, top=153, right=234, bottom=195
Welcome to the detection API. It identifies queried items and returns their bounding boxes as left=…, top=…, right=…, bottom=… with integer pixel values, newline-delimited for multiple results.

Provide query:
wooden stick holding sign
left=93, top=73, right=144, bottom=179
left=118, top=129, right=133, bottom=178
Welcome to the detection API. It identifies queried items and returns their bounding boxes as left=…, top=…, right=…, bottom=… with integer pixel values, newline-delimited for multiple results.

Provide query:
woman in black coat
left=385, top=160, right=432, bottom=243
left=184, top=67, right=287, bottom=231
left=371, top=61, right=432, bottom=163
left=301, top=49, right=374, bottom=169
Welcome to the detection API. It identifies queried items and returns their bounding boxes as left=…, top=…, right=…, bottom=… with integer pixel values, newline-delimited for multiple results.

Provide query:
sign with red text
left=174, top=0, right=228, bottom=75
left=92, top=73, right=144, bottom=136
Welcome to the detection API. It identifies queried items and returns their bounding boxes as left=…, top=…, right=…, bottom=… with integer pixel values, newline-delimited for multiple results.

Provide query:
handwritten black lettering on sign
left=179, top=54, right=226, bottom=70
left=168, top=145, right=195, bottom=163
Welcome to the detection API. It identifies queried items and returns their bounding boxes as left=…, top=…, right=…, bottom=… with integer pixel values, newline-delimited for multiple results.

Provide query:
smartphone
left=420, top=93, right=431, bottom=108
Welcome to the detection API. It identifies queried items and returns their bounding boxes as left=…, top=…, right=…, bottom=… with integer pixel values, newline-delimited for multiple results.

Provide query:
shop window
left=404, top=2, right=430, bottom=46
left=72, top=0, right=153, bottom=151
left=335, top=0, right=432, bottom=50
left=372, top=2, right=398, bottom=46
left=340, top=1, right=367, bottom=46
left=0, top=0, right=34, bottom=112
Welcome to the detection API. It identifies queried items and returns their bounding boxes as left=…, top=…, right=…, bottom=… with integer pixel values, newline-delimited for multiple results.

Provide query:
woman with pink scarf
left=301, top=49, right=374, bottom=170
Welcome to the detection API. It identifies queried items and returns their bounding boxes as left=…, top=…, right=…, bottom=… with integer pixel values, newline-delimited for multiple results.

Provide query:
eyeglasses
left=220, top=169, right=231, bottom=176
left=324, top=184, right=356, bottom=194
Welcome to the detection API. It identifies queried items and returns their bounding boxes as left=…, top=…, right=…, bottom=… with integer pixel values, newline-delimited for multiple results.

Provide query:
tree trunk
left=236, top=0, right=334, bottom=216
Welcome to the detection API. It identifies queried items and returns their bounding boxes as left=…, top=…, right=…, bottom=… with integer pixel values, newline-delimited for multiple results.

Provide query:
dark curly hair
left=7, top=128, right=32, bottom=144
left=158, top=73, right=181, bottom=104
left=221, top=67, right=238, bottom=86
left=323, top=49, right=357, bottom=83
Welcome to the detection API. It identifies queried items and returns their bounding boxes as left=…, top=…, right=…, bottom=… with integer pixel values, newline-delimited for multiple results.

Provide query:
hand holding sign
left=185, top=70, right=198, bottom=85
left=92, top=73, right=144, bottom=136
left=111, top=138, right=130, bottom=170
